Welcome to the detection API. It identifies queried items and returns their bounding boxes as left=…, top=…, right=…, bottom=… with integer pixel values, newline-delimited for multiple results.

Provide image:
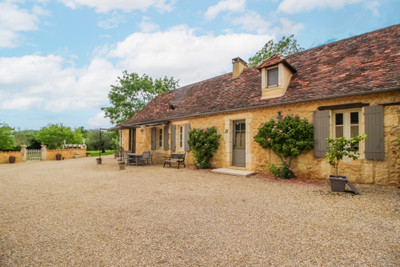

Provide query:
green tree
left=254, top=115, right=313, bottom=179
left=0, top=123, right=16, bottom=151
left=188, top=127, right=221, bottom=169
left=248, top=35, right=304, bottom=67
left=102, top=71, right=179, bottom=125
left=86, top=129, right=118, bottom=151
left=35, top=124, right=83, bottom=149
left=14, top=130, right=38, bottom=148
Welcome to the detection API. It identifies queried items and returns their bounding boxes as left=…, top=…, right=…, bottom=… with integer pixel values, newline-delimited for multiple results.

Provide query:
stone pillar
left=20, top=145, right=27, bottom=162
left=41, top=145, right=47, bottom=161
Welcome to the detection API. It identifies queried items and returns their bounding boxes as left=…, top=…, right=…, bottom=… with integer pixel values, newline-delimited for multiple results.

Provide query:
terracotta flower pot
left=9, top=156, right=16, bottom=164
left=56, top=153, right=62, bottom=160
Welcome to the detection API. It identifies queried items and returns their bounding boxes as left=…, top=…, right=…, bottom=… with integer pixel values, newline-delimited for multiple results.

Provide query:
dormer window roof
left=258, top=54, right=296, bottom=99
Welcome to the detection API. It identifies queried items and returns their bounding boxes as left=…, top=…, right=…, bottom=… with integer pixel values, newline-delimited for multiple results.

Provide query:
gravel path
left=1, top=156, right=399, bottom=266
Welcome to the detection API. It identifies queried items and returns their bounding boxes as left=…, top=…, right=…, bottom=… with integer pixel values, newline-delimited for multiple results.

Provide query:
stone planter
left=9, top=156, right=16, bottom=164
left=56, top=153, right=62, bottom=160
left=119, top=162, right=125, bottom=170
left=329, top=175, right=347, bottom=192
left=74, top=154, right=79, bottom=159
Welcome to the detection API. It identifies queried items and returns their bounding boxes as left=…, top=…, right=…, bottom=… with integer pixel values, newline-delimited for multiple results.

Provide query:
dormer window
left=258, top=54, right=296, bottom=100
left=267, top=67, right=278, bottom=87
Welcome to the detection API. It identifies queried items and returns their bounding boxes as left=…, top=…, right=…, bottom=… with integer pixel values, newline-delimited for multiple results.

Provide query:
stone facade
left=122, top=91, right=400, bottom=186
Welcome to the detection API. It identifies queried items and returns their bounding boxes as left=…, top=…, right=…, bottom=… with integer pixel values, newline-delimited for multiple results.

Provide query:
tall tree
left=35, top=124, right=83, bottom=149
left=102, top=71, right=179, bottom=125
left=0, top=123, right=16, bottom=151
left=248, top=35, right=304, bottom=67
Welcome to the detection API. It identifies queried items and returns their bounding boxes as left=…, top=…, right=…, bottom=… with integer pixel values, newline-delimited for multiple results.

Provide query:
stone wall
left=121, top=91, right=400, bottom=185
left=0, top=146, right=87, bottom=163
left=0, top=151, right=23, bottom=164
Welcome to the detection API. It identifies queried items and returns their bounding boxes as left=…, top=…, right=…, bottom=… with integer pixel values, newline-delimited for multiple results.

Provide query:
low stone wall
left=0, top=146, right=87, bottom=163
left=47, top=148, right=87, bottom=160
left=0, top=151, right=23, bottom=164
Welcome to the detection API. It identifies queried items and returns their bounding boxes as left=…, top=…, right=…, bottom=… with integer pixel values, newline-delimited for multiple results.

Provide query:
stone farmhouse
left=120, top=24, right=400, bottom=186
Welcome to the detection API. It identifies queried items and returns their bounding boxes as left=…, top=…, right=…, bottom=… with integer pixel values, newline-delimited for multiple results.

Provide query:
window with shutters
left=179, top=126, right=183, bottom=148
left=333, top=109, right=361, bottom=151
left=158, top=128, right=163, bottom=148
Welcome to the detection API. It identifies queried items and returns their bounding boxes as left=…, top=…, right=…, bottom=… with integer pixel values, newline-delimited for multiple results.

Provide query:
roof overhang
left=121, top=120, right=170, bottom=129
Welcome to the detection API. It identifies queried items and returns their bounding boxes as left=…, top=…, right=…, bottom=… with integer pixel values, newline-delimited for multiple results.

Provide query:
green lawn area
left=85, top=150, right=115, bottom=156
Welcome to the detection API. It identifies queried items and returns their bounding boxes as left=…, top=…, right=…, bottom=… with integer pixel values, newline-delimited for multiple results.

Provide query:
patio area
left=0, top=156, right=399, bottom=266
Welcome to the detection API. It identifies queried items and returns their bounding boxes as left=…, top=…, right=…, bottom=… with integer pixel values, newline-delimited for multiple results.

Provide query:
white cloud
left=87, top=111, right=112, bottom=128
left=0, top=55, right=119, bottom=112
left=107, top=25, right=271, bottom=85
left=205, top=0, right=246, bottom=20
left=0, top=2, right=45, bottom=48
left=364, top=1, right=379, bottom=16
left=60, top=0, right=175, bottom=13
left=98, top=12, right=126, bottom=29
left=139, top=16, right=159, bottom=33
left=278, top=0, right=364, bottom=14
left=233, top=11, right=303, bottom=35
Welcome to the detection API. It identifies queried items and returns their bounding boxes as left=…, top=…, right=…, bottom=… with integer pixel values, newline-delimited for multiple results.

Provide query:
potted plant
left=96, top=157, right=102, bottom=164
left=325, top=134, right=366, bottom=192
left=56, top=153, right=62, bottom=160
left=74, top=153, right=79, bottom=159
left=9, top=155, right=16, bottom=164
left=118, top=160, right=125, bottom=170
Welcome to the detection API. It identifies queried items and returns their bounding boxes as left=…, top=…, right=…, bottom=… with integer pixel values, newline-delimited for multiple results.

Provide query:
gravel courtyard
left=1, top=156, right=399, bottom=266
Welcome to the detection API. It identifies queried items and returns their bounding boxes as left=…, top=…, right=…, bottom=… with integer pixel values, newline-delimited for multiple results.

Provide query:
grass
left=85, top=150, right=115, bottom=157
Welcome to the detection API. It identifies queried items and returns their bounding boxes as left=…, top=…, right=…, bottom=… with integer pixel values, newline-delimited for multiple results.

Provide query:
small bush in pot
left=9, top=155, right=16, bottom=164
left=325, top=134, right=366, bottom=191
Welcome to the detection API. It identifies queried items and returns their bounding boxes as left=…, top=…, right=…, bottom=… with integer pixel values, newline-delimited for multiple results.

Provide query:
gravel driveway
left=1, top=156, right=399, bottom=266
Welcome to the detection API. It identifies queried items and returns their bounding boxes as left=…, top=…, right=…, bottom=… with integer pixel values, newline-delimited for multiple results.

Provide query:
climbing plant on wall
left=254, top=115, right=314, bottom=179
left=188, top=127, right=221, bottom=169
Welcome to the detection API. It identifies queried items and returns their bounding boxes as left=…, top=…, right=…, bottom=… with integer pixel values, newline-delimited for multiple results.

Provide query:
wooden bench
left=163, top=153, right=186, bottom=169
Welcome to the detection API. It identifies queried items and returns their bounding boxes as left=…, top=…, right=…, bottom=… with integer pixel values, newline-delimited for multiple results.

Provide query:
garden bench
left=163, top=153, right=186, bottom=169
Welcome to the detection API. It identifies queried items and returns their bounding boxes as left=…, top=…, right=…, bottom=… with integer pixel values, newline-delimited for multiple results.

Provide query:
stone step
left=211, top=168, right=255, bottom=177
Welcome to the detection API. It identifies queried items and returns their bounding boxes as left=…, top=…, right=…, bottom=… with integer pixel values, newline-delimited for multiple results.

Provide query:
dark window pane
left=335, top=113, right=343, bottom=125
left=267, top=68, right=278, bottom=86
left=241, top=123, right=245, bottom=131
left=350, top=112, right=359, bottom=124
left=235, top=123, right=240, bottom=131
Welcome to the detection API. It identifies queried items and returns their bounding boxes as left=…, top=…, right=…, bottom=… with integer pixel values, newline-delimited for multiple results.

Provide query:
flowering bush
left=254, top=115, right=313, bottom=179
left=188, top=127, right=221, bottom=169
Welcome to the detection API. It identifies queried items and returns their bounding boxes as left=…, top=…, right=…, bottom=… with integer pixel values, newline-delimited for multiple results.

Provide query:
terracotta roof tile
left=123, top=25, right=400, bottom=127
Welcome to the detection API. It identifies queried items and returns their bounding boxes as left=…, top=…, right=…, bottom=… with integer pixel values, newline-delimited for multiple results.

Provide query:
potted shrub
left=56, top=153, right=62, bottom=160
left=96, top=157, right=102, bottom=164
left=9, top=155, right=16, bottom=164
left=118, top=160, right=125, bottom=170
left=326, top=134, right=366, bottom=192
left=74, top=153, right=79, bottom=159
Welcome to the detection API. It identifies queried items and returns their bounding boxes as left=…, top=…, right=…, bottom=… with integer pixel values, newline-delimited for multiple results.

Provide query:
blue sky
left=0, top=0, right=399, bottom=130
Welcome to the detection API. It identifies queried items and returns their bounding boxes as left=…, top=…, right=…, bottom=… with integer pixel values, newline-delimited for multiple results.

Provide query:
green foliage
left=86, top=129, right=118, bottom=151
left=188, top=127, right=221, bottom=169
left=86, top=150, right=115, bottom=156
left=0, top=123, right=16, bottom=151
left=102, top=71, right=179, bottom=125
left=248, top=35, right=304, bottom=67
left=326, top=135, right=367, bottom=177
left=14, top=130, right=39, bottom=148
left=269, top=161, right=295, bottom=179
left=254, top=115, right=313, bottom=179
left=35, top=124, right=83, bottom=149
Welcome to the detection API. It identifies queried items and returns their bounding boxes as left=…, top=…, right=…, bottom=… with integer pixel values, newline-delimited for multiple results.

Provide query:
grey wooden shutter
left=313, top=110, right=330, bottom=158
left=164, top=126, right=169, bottom=150
left=365, top=105, right=384, bottom=160
left=151, top=127, right=156, bottom=150
left=171, top=125, right=176, bottom=152
left=184, top=123, right=190, bottom=152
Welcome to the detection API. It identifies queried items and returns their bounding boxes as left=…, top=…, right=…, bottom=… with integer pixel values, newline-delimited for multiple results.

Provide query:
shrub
left=326, top=135, right=367, bottom=177
left=188, top=127, right=221, bottom=169
left=254, top=115, right=313, bottom=179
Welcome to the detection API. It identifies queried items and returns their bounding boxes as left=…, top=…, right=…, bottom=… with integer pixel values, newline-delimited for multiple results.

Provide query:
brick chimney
left=232, top=57, right=247, bottom=78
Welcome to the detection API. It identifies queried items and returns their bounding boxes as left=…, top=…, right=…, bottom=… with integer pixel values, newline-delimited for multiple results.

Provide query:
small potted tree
left=326, top=135, right=366, bottom=192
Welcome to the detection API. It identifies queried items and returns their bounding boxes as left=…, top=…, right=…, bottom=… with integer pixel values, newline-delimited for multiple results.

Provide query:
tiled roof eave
left=123, top=86, right=400, bottom=127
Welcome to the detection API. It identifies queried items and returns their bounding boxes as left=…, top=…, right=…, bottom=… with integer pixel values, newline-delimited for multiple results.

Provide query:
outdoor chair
left=163, top=153, right=186, bottom=169
left=142, top=151, right=153, bottom=165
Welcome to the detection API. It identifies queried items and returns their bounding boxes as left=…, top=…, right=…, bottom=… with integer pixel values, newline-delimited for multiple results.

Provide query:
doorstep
left=211, top=168, right=255, bottom=177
